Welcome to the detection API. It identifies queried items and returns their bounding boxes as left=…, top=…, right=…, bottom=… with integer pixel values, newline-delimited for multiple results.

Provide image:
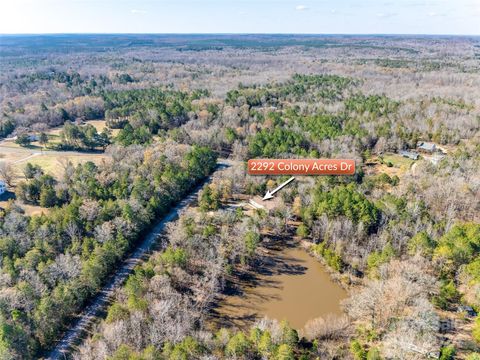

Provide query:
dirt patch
left=364, top=154, right=415, bottom=178
left=0, top=194, right=50, bottom=216
left=249, top=195, right=282, bottom=212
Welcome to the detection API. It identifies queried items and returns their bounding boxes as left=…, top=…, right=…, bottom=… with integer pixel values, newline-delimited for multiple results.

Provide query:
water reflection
left=211, top=241, right=347, bottom=330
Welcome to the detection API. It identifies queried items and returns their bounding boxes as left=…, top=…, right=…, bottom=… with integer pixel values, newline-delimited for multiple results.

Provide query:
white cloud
left=295, top=5, right=309, bottom=11
left=131, top=9, right=147, bottom=15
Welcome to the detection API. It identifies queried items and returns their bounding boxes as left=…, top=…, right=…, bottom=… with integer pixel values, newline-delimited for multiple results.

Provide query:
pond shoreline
left=208, top=237, right=348, bottom=331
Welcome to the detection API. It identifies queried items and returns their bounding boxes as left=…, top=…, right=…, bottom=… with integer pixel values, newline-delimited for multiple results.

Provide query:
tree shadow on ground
left=0, top=191, right=16, bottom=202
left=210, top=236, right=308, bottom=329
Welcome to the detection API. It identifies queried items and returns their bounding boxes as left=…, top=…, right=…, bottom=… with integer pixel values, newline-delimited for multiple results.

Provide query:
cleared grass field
left=47, top=119, right=121, bottom=138
left=382, top=154, right=415, bottom=169
left=0, top=149, right=38, bottom=163
left=365, top=153, right=415, bottom=178
left=12, top=153, right=109, bottom=178
left=0, top=134, right=110, bottom=216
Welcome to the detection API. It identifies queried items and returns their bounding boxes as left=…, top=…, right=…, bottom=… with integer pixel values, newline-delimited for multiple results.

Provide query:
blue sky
left=0, top=0, right=479, bottom=35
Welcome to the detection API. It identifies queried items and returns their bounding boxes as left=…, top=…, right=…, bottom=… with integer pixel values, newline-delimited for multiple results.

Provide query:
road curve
left=46, top=160, right=231, bottom=360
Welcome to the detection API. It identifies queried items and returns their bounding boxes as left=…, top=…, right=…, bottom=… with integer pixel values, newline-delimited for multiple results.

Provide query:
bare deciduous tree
left=0, top=162, right=15, bottom=187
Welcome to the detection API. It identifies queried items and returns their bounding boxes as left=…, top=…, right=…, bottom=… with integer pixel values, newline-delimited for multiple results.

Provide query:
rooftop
left=399, top=150, right=419, bottom=160
left=418, top=142, right=436, bottom=151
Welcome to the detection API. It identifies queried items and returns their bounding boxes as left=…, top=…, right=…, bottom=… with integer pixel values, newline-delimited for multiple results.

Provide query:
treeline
left=219, top=74, right=480, bottom=358
left=0, top=59, right=478, bottom=359
left=417, top=223, right=480, bottom=311
left=16, top=170, right=62, bottom=208
left=248, top=127, right=311, bottom=158
left=82, top=322, right=310, bottom=360
left=75, top=203, right=279, bottom=359
left=226, top=74, right=356, bottom=107
left=0, top=67, right=172, bottom=138
left=0, top=144, right=217, bottom=359
left=221, top=73, right=475, bottom=165
left=0, top=119, right=15, bottom=138
left=224, top=77, right=409, bottom=162
left=102, top=88, right=208, bottom=146
left=55, top=122, right=110, bottom=150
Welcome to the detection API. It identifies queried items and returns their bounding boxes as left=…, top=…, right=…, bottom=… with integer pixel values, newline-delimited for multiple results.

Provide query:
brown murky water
left=211, top=242, right=347, bottom=330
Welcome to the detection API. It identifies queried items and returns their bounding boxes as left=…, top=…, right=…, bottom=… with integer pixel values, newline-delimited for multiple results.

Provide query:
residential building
left=417, top=141, right=436, bottom=153
left=400, top=150, right=419, bottom=160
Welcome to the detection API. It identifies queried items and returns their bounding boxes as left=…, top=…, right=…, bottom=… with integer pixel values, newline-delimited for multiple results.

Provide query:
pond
left=210, top=240, right=347, bottom=330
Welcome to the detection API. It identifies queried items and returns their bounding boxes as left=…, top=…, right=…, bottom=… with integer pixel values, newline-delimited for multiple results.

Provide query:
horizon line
left=1, top=32, right=480, bottom=37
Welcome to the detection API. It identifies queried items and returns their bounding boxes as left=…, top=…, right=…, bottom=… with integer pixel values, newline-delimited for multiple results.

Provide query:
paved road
left=46, top=160, right=231, bottom=360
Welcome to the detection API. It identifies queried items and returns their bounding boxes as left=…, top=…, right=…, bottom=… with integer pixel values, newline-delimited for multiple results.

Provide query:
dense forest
left=0, top=142, right=216, bottom=356
left=0, top=35, right=479, bottom=359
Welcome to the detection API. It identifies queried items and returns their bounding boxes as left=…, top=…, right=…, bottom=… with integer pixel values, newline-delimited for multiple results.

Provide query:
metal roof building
left=400, top=150, right=419, bottom=160
left=417, top=142, right=436, bottom=152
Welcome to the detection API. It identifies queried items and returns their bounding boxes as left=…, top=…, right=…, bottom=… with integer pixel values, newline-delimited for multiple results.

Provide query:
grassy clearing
left=365, top=153, right=415, bottom=178
left=0, top=194, right=50, bottom=217
left=57, top=119, right=120, bottom=136
left=0, top=150, right=36, bottom=163
left=86, top=120, right=108, bottom=132
left=12, top=153, right=109, bottom=178
left=1, top=120, right=119, bottom=153
left=1, top=133, right=110, bottom=217
left=42, top=119, right=120, bottom=144
left=0, top=141, right=44, bottom=150
left=1, top=150, right=108, bottom=216
left=382, top=154, right=415, bottom=169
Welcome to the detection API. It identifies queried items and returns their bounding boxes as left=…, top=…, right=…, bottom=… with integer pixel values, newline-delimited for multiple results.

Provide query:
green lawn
left=382, top=154, right=415, bottom=169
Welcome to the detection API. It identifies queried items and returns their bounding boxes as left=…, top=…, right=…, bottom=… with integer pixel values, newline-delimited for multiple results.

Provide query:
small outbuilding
left=400, top=150, right=419, bottom=160
left=417, top=141, right=436, bottom=153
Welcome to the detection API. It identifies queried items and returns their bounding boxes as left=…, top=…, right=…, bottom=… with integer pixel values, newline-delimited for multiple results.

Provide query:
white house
left=0, top=180, right=6, bottom=195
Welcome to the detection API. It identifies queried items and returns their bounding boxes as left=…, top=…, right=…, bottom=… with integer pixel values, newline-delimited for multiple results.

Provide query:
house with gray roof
left=417, top=142, right=436, bottom=153
left=400, top=150, right=419, bottom=160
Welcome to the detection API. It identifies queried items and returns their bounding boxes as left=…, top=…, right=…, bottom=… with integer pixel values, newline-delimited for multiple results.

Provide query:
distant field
left=0, top=134, right=109, bottom=216
left=43, top=119, right=120, bottom=144
left=382, top=154, right=415, bottom=170
left=0, top=198, right=50, bottom=217
left=365, top=153, right=415, bottom=178
left=0, top=120, right=119, bottom=151
left=1, top=146, right=109, bottom=181
left=12, top=153, right=109, bottom=178
left=87, top=120, right=121, bottom=136
left=0, top=149, right=37, bottom=163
